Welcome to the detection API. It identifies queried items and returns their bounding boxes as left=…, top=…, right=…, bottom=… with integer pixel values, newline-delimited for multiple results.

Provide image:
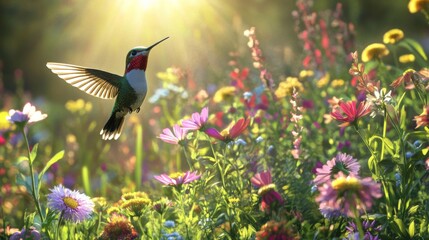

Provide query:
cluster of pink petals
left=251, top=171, right=273, bottom=187
left=331, top=100, right=371, bottom=127
left=7, top=103, right=47, bottom=125
left=313, top=153, right=360, bottom=185
left=158, top=124, right=188, bottom=145
left=154, top=171, right=201, bottom=186
left=316, top=173, right=382, bottom=218
left=205, top=118, right=250, bottom=142
left=181, top=107, right=209, bottom=131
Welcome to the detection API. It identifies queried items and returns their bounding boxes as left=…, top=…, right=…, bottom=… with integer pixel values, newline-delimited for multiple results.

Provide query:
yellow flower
left=299, top=70, right=314, bottom=78
left=383, top=29, right=404, bottom=44
left=408, top=0, right=429, bottom=13
left=361, top=43, right=389, bottom=62
left=0, top=111, right=11, bottom=131
left=121, top=191, right=149, bottom=201
left=65, top=99, right=92, bottom=114
left=331, top=79, right=345, bottom=88
left=156, top=67, right=180, bottom=84
left=274, top=77, right=304, bottom=98
left=316, top=73, right=330, bottom=88
left=121, top=198, right=151, bottom=217
left=399, top=54, right=416, bottom=63
left=213, top=86, right=236, bottom=103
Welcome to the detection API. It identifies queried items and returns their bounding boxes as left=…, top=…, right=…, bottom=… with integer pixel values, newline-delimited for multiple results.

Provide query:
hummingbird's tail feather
left=100, top=113, right=125, bottom=140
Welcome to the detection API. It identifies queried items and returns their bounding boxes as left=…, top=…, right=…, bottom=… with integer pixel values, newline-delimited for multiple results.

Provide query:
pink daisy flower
left=154, top=171, right=201, bottom=186
left=316, top=173, right=382, bottom=217
left=181, top=107, right=209, bottom=131
left=251, top=171, right=284, bottom=213
left=205, top=118, right=250, bottom=142
left=158, top=124, right=188, bottom=145
left=313, top=153, right=360, bottom=185
left=331, top=100, right=371, bottom=127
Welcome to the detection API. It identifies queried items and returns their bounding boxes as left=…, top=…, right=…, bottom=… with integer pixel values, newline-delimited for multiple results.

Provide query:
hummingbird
left=47, top=37, right=169, bottom=140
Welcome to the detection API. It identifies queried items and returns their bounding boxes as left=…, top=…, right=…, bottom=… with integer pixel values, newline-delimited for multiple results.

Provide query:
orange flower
left=414, top=106, right=429, bottom=128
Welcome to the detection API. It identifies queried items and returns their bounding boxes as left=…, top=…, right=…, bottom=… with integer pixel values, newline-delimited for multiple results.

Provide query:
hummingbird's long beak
left=146, top=37, right=169, bottom=51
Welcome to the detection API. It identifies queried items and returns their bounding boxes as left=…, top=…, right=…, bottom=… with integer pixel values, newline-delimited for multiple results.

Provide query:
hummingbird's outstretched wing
left=46, top=62, right=121, bottom=99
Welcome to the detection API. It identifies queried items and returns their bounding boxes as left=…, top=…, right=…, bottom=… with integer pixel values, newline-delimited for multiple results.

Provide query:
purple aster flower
left=7, top=102, right=47, bottom=126
left=9, top=227, right=41, bottom=240
left=346, top=220, right=381, bottom=240
left=154, top=171, right=201, bottom=186
left=47, top=185, right=94, bottom=222
left=181, top=107, right=209, bottom=131
left=313, top=153, right=360, bottom=185
left=316, top=173, right=382, bottom=218
left=158, top=124, right=188, bottom=145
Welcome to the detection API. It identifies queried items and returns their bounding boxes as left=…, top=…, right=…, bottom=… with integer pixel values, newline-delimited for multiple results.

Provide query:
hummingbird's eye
left=130, top=50, right=137, bottom=56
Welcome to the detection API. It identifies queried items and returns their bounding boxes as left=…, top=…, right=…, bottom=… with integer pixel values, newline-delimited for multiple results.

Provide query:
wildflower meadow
left=2, top=0, right=429, bottom=239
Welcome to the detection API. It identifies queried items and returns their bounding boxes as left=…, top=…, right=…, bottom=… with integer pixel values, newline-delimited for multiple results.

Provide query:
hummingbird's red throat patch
left=126, top=55, right=148, bottom=73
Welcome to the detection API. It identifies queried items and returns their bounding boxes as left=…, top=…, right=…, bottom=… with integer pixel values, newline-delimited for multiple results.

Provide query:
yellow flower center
left=63, top=196, right=79, bottom=209
left=257, top=183, right=276, bottom=195
left=331, top=176, right=362, bottom=191
left=169, top=172, right=185, bottom=179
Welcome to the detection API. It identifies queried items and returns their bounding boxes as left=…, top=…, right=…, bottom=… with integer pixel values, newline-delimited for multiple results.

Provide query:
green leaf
left=38, top=150, right=64, bottom=188
left=394, top=217, right=407, bottom=236
left=400, top=38, right=428, bottom=61
left=408, top=205, right=419, bottom=215
left=17, top=156, right=29, bottom=163
left=29, top=143, right=39, bottom=164
left=400, top=106, right=407, bottom=130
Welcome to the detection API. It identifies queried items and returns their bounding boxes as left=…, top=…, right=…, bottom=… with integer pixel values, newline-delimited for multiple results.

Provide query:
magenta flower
left=251, top=171, right=284, bottom=213
left=316, top=173, right=382, bottom=217
left=154, top=171, right=201, bottom=186
left=331, top=101, right=371, bottom=127
left=313, top=153, right=360, bottom=185
left=205, top=118, right=250, bottom=142
left=251, top=171, right=273, bottom=187
left=7, top=103, right=47, bottom=126
left=158, top=124, right=188, bottom=145
left=181, top=107, right=209, bottom=131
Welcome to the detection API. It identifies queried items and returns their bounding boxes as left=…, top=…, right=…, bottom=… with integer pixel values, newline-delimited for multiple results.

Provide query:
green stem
left=353, top=208, right=364, bottom=238
left=21, top=128, right=45, bottom=223
left=181, top=146, right=193, bottom=171
left=55, top=211, right=64, bottom=240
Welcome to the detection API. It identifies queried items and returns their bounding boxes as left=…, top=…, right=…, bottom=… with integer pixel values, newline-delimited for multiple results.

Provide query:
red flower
left=230, top=67, right=249, bottom=90
left=205, top=118, right=250, bottom=142
left=331, top=101, right=371, bottom=127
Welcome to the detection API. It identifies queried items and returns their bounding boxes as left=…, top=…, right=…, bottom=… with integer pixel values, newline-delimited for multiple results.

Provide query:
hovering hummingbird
left=47, top=37, right=169, bottom=140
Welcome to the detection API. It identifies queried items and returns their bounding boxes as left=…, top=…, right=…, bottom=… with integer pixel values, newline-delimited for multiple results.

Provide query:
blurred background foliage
left=1, top=0, right=428, bottom=102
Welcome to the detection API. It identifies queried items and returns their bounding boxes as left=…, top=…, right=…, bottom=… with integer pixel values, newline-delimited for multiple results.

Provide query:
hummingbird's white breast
left=126, top=69, right=147, bottom=93
left=126, top=69, right=148, bottom=110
